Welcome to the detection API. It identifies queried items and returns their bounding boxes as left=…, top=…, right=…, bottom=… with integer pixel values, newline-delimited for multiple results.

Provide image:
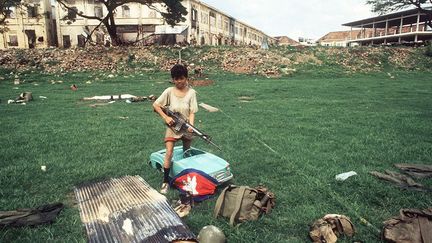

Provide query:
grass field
left=1, top=69, right=432, bottom=242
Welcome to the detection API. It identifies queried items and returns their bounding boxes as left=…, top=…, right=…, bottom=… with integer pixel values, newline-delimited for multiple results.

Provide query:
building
left=0, top=0, right=56, bottom=49
left=317, top=30, right=372, bottom=47
left=0, top=0, right=275, bottom=49
left=274, top=36, right=300, bottom=46
left=343, top=7, right=432, bottom=46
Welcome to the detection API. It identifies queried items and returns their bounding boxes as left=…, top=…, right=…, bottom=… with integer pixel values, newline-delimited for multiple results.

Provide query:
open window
left=94, top=6, right=103, bottom=18
left=27, top=6, right=38, bottom=18
left=122, top=5, right=130, bottom=18
left=8, top=35, right=18, bottom=46
left=68, top=7, right=78, bottom=19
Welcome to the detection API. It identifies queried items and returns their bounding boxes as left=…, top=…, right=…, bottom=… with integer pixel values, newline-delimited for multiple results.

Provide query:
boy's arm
left=153, top=102, right=174, bottom=126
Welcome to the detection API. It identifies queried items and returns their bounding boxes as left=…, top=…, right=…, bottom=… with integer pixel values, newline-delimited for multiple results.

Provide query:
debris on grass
left=199, top=103, right=219, bottom=112
left=335, top=171, right=357, bottom=181
left=190, top=79, right=214, bottom=87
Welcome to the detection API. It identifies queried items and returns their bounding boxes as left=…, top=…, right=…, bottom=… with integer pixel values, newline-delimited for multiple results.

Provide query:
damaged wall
left=0, top=0, right=55, bottom=49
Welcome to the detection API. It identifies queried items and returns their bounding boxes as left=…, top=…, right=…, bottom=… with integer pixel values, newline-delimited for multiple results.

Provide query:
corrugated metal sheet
left=74, top=175, right=196, bottom=243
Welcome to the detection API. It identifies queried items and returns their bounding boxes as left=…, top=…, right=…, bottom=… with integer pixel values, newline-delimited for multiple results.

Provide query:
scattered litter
left=33, top=83, right=39, bottom=86
left=118, top=116, right=129, bottom=120
left=310, top=214, right=355, bottom=243
left=394, top=163, right=432, bottom=178
left=13, top=79, right=20, bottom=85
left=71, top=84, right=78, bottom=91
left=0, top=203, right=64, bottom=227
left=39, top=96, right=47, bottom=99
left=199, top=103, right=219, bottom=112
left=83, top=94, right=137, bottom=101
left=122, top=218, right=134, bottom=236
left=125, top=100, right=132, bottom=103
left=335, top=171, right=357, bottom=181
left=41, top=165, right=46, bottom=172
left=8, top=92, right=33, bottom=104
left=383, top=208, right=432, bottom=243
left=13, top=87, right=19, bottom=90
left=89, top=103, right=109, bottom=108
left=86, top=81, right=92, bottom=84
left=107, top=74, right=114, bottom=78
left=370, top=170, right=431, bottom=192
left=108, top=101, right=115, bottom=104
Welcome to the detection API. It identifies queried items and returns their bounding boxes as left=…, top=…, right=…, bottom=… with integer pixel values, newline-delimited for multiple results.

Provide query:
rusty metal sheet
left=74, top=175, right=196, bottom=243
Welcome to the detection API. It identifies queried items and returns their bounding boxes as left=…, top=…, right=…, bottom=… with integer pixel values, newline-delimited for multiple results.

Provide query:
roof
left=318, top=30, right=359, bottom=42
left=343, top=7, right=432, bottom=28
left=274, top=36, right=300, bottom=45
left=318, top=30, right=376, bottom=42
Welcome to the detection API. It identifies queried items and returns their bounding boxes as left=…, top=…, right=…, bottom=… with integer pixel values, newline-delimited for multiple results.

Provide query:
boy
left=153, top=64, right=198, bottom=194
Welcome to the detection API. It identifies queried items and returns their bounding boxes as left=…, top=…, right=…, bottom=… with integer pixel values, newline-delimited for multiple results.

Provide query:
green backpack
left=213, top=185, right=275, bottom=226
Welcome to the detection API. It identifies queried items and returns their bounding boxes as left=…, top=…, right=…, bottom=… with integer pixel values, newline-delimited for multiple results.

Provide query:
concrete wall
left=0, top=0, right=55, bottom=49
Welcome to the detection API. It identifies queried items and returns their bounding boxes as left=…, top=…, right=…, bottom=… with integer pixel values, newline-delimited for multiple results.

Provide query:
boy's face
left=173, top=76, right=188, bottom=89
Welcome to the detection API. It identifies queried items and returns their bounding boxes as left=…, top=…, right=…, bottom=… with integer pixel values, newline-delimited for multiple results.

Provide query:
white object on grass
left=335, top=171, right=357, bottom=181
left=41, top=165, right=47, bottom=171
left=39, top=96, right=47, bottom=99
left=108, top=101, right=116, bottom=104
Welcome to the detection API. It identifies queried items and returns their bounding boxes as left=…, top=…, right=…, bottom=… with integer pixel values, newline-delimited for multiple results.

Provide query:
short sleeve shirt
left=155, top=87, right=198, bottom=120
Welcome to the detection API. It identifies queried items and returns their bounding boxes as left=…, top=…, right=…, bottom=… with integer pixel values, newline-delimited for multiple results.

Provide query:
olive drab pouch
left=213, top=185, right=275, bottom=226
left=382, top=208, right=432, bottom=243
left=309, top=214, right=355, bottom=243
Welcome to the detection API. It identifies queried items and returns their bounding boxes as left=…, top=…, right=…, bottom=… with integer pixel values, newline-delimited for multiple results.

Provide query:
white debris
left=199, top=103, right=219, bottom=112
left=335, top=171, right=357, bottom=181
left=122, top=218, right=134, bottom=235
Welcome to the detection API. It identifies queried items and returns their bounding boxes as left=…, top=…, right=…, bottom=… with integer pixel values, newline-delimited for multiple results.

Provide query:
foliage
left=426, top=42, right=432, bottom=57
left=366, top=0, right=432, bottom=27
left=0, top=0, right=20, bottom=27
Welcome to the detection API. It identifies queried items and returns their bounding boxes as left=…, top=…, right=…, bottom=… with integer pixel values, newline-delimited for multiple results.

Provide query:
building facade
left=343, top=8, right=432, bottom=46
left=1, top=0, right=275, bottom=48
left=0, top=0, right=56, bottom=49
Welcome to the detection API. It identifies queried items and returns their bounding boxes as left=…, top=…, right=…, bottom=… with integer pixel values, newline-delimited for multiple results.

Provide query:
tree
left=58, top=0, right=187, bottom=46
left=0, top=0, right=21, bottom=29
left=366, top=0, right=432, bottom=28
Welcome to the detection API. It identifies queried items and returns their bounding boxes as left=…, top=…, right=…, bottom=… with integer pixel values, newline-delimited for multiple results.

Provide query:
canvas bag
left=309, top=214, right=355, bottom=243
left=213, top=185, right=275, bottom=226
left=382, top=208, right=432, bottom=243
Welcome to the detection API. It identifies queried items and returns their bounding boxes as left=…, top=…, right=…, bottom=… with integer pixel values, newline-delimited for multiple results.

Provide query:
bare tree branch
left=57, top=0, right=103, bottom=21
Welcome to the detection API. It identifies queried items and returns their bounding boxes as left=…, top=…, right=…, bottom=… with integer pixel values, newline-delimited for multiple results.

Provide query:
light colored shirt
left=155, top=87, right=198, bottom=120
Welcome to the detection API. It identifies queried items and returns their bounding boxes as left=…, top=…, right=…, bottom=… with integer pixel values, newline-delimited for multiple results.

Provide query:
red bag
left=170, top=169, right=218, bottom=202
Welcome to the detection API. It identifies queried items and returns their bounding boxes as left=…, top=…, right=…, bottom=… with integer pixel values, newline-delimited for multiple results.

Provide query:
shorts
left=164, top=128, right=193, bottom=143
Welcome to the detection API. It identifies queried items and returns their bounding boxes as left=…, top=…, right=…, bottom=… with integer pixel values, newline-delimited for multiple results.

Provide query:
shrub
left=425, top=42, right=432, bottom=57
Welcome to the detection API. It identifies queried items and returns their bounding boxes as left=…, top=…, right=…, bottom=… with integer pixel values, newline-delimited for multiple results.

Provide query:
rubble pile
left=0, top=46, right=430, bottom=75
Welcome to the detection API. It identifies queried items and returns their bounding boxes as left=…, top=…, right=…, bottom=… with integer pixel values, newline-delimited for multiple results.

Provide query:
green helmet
left=197, top=225, right=226, bottom=243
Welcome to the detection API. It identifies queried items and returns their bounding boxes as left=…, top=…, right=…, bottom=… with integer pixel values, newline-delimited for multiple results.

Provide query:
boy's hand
left=165, top=116, right=175, bottom=126
left=187, top=127, right=193, bottom=133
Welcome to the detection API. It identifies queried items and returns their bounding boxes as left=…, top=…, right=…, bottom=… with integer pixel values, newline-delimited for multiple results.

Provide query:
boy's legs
left=161, top=140, right=175, bottom=194
left=182, top=137, right=192, bottom=156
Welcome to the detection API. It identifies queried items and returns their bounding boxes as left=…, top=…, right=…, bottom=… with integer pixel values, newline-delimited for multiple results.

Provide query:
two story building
left=1, top=0, right=275, bottom=48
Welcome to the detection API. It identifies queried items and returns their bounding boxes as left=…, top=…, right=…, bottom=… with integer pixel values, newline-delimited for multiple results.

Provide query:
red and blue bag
left=170, top=169, right=218, bottom=202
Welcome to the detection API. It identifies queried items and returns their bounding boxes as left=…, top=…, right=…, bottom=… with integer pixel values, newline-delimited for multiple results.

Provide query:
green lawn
left=1, top=69, right=431, bottom=242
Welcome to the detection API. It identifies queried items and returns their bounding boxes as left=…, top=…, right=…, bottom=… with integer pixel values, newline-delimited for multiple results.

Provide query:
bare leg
left=163, top=141, right=175, bottom=169
left=182, top=138, right=192, bottom=157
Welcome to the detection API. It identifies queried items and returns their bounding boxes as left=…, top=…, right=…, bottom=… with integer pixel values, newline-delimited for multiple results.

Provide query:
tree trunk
left=101, top=7, right=122, bottom=46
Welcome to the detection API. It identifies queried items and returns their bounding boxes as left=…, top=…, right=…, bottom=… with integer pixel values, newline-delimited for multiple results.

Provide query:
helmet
left=197, top=225, right=226, bottom=243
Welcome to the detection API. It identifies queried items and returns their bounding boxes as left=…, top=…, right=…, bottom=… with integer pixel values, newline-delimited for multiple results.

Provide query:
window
left=209, top=12, right=216, bottom=27
left=68, top=7, right=78, bottom=19
left=27, top=6, right=38, bottom=18
left=94, top=6, right=103, bottom=17
left=8, top=35, right=18, bottom=46
left=235, top=27, right=239, bottom=35
left=191, top=8, right=197, bottom=21
left=122, top=5, right=130, bottom=17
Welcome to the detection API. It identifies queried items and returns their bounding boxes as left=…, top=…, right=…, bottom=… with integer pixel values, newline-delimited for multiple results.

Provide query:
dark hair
left=171, top=64, right=188, bottom=79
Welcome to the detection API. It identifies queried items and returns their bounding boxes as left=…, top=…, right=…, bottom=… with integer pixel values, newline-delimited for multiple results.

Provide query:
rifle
left=161, top=107, right=222, bottom=151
